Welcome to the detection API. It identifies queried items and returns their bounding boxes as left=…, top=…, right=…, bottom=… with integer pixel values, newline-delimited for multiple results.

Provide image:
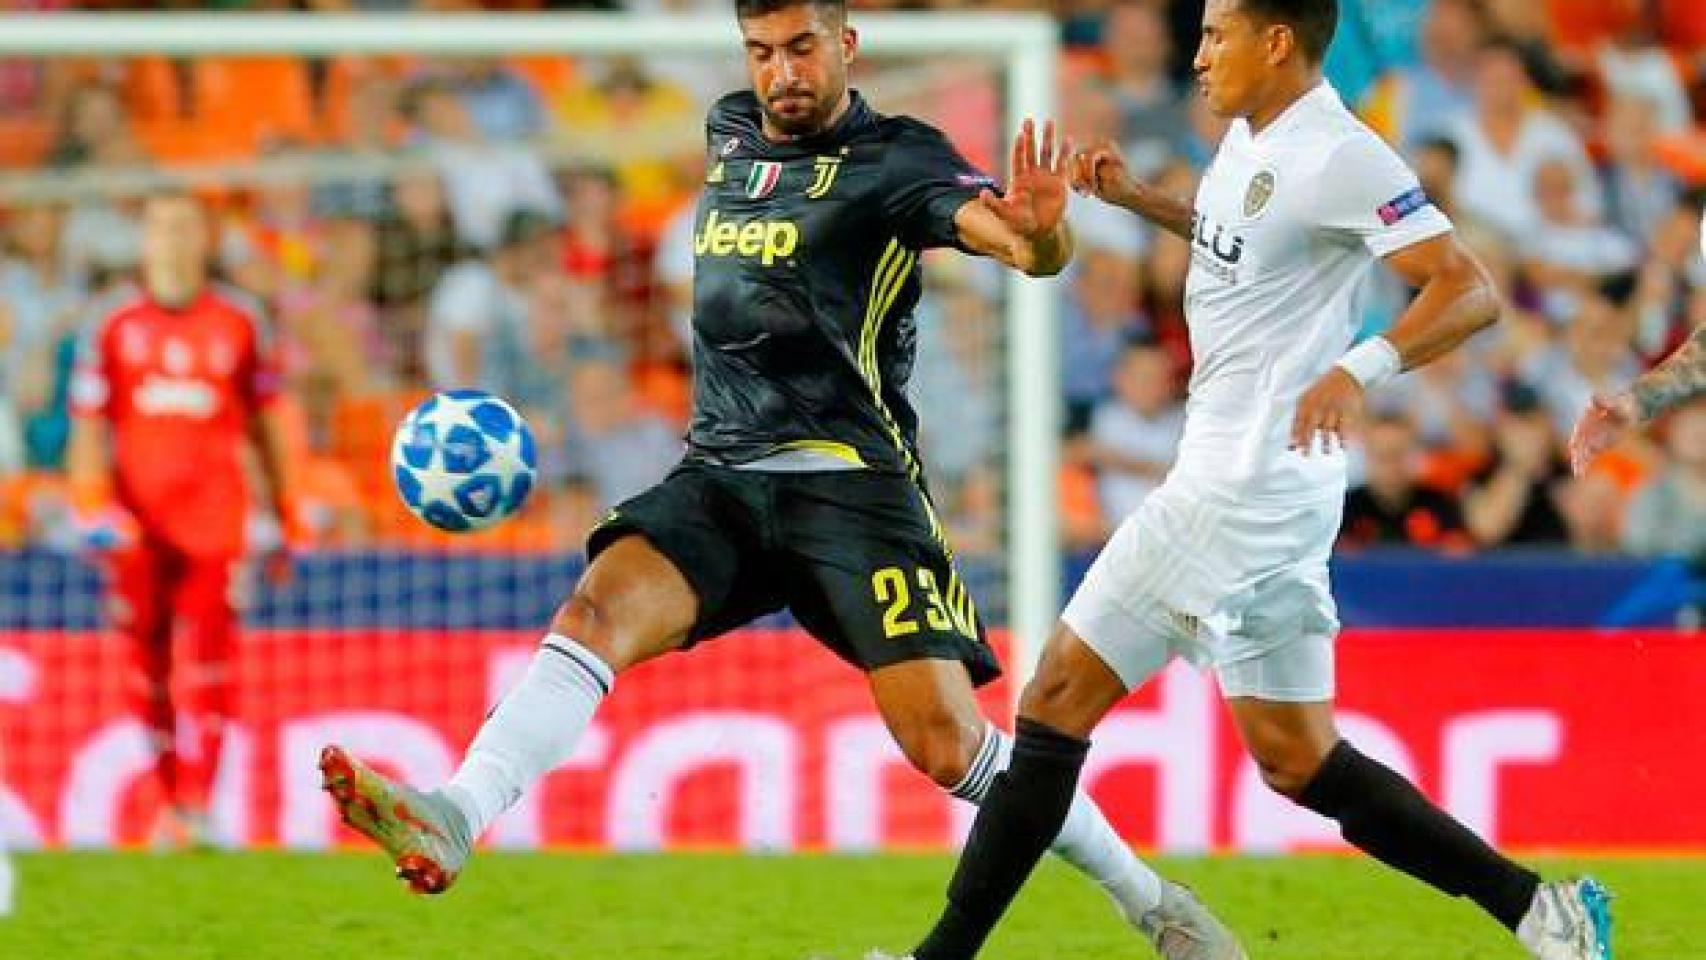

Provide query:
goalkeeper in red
left=68, top=192, right=296, bottom=844
left=320, top=1, right=1244, bottom=955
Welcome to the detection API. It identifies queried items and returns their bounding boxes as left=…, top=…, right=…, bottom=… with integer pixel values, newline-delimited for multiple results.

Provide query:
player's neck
left=147, top=282, right=205, bottom=312
left=1246, top=71, right=1321, bottom=135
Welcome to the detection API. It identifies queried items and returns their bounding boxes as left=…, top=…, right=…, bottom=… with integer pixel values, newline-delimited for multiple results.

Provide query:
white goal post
left=0, top=11, right=1062, bottom=676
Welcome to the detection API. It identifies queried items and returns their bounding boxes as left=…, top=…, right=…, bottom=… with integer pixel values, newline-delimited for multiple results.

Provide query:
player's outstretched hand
left=979, top=118, right=1071, bottom=240
left=1291, top=367, right=1364, bottom=456
left=1568, top=391, right=1639, bottom=476
left=1070, top=138, right=1140, bottom=208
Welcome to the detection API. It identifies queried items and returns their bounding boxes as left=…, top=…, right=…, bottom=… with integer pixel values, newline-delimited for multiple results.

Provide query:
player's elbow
left=1438, top=244, right=1502, bottom=335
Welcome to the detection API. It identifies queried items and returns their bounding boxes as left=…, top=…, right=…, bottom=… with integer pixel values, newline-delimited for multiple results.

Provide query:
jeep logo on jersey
left=1243, top=170, right=1275, bottom=218
left=746, top=161, right=783, bottom=199
left=693, top=209, right=800, bottom=265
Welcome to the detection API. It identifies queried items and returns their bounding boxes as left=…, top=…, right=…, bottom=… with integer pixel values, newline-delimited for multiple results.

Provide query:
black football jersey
left=685, top=89, right=992, bottom=475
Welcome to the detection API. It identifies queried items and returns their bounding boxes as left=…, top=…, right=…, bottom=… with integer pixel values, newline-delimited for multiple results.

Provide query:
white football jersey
left=1177, top=82, right=1451, bottom=498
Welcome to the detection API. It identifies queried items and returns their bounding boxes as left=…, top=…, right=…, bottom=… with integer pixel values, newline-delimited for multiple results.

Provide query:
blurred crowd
left=1, top=0, right=1704, bottom=564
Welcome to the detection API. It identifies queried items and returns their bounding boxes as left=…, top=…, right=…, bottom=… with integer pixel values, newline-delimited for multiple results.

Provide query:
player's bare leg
left=876, top=630, right=1245, bottom=960
left=322, top=534, right=696, bottom=893
left=1228, top=698, right=1612, bottom=960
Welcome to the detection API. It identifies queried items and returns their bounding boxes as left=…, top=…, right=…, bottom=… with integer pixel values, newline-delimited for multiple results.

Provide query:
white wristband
left=1335, top=336, right=1402, bottom=390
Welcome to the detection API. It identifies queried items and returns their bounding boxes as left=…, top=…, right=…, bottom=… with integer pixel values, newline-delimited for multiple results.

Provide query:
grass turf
left=0, top=852, right=1690, bottom=959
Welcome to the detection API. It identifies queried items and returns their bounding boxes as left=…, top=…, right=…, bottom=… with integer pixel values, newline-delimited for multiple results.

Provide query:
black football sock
left=912, top=718, right=1090, bottom=960
left=1299, top=739, right=1540, bottom=930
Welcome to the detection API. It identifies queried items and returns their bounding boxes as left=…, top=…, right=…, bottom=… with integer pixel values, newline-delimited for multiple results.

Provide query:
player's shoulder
left=706, top=90, right=762, bottom=135
left=85, top=283, right=149, bottom=335
left=872, top=111, right=953, bottom=151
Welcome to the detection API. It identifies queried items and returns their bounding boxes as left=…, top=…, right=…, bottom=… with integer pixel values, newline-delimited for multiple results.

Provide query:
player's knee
left=1248, top=738, right=1327, bottom=800
left=900, top=716, right=984, bottom=789
left=550, top=586, right=626, bottom=667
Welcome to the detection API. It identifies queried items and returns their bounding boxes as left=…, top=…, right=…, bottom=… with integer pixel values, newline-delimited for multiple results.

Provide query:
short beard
left=760, top=93, right=838, bottom=138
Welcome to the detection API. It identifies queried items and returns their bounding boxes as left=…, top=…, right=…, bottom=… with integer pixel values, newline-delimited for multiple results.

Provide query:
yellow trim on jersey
left=857, top=238, right=956, bottom=553
left=769, top=439, right=869, bottom=467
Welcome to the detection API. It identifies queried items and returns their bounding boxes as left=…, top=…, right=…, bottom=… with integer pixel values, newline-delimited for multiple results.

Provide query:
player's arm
left=1291, top=233, right=1498, bottom=452
left=952, top=119, right=1075, bottom=277
left=1069, top=139, right=1195, bottom=241
left=1569, top=323, right=1705, bottom=475
left=249, top=404, right=296, bottom=537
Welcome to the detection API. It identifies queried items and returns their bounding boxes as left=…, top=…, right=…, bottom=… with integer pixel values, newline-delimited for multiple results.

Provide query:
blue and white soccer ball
left=390, top=390, right=538, bottom=532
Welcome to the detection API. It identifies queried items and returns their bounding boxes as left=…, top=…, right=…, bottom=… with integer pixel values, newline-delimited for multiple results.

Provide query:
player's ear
left=1264, top=22, right=1294, bottom=67
left=841, top=24, right=859, bottom=65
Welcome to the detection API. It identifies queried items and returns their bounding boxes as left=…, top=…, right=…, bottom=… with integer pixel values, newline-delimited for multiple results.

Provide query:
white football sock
left=443, top=635, right=613, bottom=838
left=0, top=846, right=13, bottom=917
left=951, top=724, right=1164, bottom=921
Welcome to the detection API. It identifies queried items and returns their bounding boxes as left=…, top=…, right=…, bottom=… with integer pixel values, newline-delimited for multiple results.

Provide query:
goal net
left=0, top=12, right=1060, bottom=851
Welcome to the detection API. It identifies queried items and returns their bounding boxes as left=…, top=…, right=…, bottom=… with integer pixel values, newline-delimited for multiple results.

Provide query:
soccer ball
left=390, top=390, right=538, bottom=532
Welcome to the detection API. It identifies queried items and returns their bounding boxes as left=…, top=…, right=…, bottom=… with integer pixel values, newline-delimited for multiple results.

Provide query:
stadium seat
left=1545, top=0, right=1643, bottom=54
left=192, top=57, right=318, bottom=154
left=0, top=117, right=52, bottom=168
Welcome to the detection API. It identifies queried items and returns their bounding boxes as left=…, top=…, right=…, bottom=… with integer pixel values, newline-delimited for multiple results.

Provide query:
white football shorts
left=1062, top=477, right=1343, bottom=702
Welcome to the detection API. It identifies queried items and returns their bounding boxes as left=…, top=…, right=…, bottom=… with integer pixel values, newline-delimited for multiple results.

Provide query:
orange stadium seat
left=1545, top=0, right=1642, bottom=53
left=192, top=57, right=318, bottom=153
left=506, top=55, right=578, bottom=102
left=1658, top=0, right=1706, bottom=46
left=0, top=117, right=52, bottom=168
left=319, top=56, right=413, bottom=145
left=122, top=57, right=185, bottom=122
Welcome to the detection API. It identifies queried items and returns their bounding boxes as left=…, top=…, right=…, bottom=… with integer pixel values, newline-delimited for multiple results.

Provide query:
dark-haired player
left=319, top=1, right=1240, bottom=954
left=873, top=1, right=1613, bottom=959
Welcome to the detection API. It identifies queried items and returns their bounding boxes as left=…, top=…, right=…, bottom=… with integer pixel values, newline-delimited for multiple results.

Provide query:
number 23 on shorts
left=870, top=565, right=979, bottom=640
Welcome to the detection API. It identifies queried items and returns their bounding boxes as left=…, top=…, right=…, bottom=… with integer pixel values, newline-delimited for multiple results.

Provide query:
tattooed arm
left=1631, top=324, right=1706, bottom=420
left=1569, top=324, right=1706, bottom=475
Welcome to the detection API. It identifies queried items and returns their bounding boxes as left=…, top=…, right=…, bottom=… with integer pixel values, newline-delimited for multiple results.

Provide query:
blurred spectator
left=1522, top=158, right=1638, bottom=288
left=426, top=210, right=560, bottom=400
left=1368, top=347, right=1498, bottom=484
left=1624, top=205, right=1701, bottom=361
left=443, top=58, right=546, bottom=142
left=560, top=164, right=657, bottom=358
left=373, top=164, right=465, bottom=308
left=1451, top=39, right=1599, bottom=240
left=1411, top=137, right=1465, bottom=223
left=559, top=355, right=680, bottom=510
left=222, top=141, right=330, bottom=302
left=50, top=83, right=145, bottom=288
left=1099, top=0, right=1189, bottom=178
left=1367, top=0, right=1484, bottom=148
left=1464, top=382, right=1573, bottom=547
left=1061, top=245, right=1149, bottom=430
left=404, top=76, right=561, bottom=249
left=1341, top=413, right=1471, bottom=551
left=313, top=71, right=403, bottom=221
left=1083, top=338, right=1183, bottom=526
left=1481, top=0, right=1572, bottom=95
left=1621, top=398, right=1706, bottom=558
left=276, top=219, right=385, bottom=399
left=1, top=204, right=83, bottom=471
left=1526, top=296, right=1642, bottom=439
left=48, top=82, right=145, bottom=170
left=913, top=259, right=1001, bottom=488
left=1600, top=94, right=1682, bottom=254
left=1596, top=23, right=1692, bottom=133
left=555, top=58, right=700, bottom=227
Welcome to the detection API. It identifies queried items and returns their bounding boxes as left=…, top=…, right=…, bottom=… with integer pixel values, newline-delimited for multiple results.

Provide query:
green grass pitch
left=0, top=852, right=1692, bottom=959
